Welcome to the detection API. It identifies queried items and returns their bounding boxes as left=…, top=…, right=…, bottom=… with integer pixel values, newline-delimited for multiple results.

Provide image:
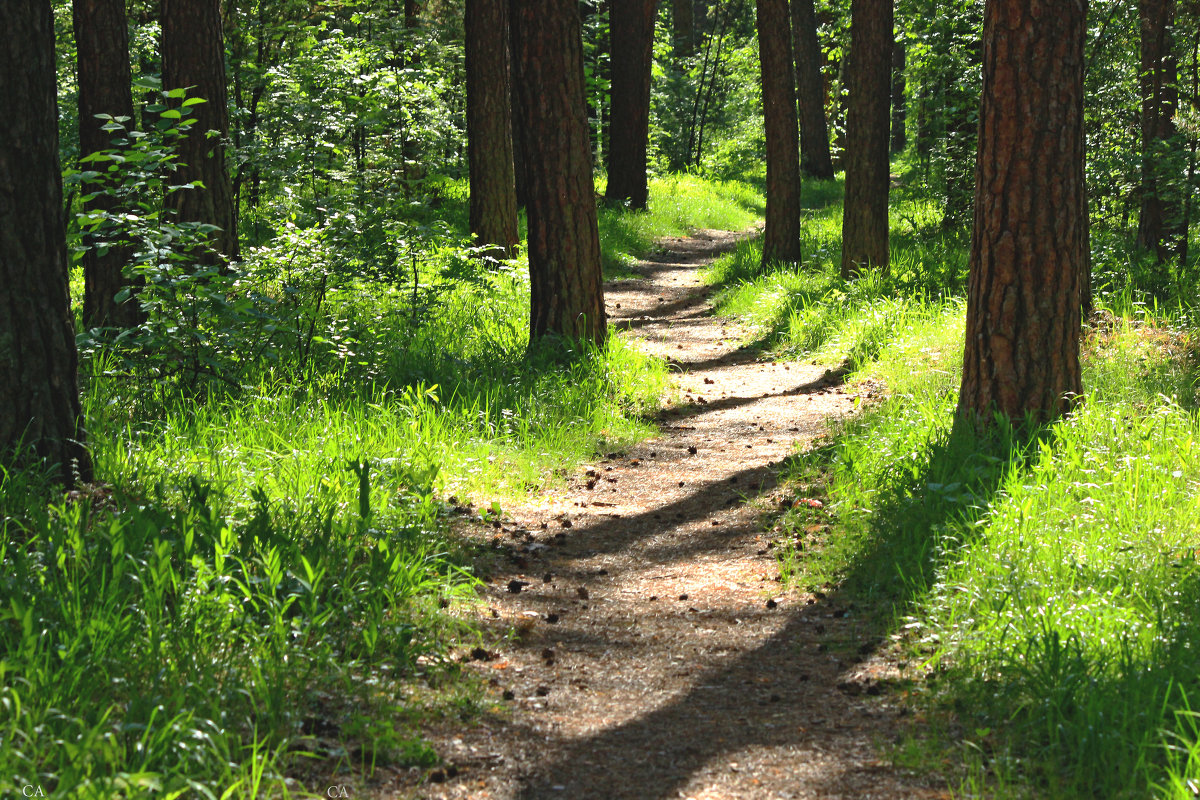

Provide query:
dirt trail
left=393, top=229, right=941, bottom=799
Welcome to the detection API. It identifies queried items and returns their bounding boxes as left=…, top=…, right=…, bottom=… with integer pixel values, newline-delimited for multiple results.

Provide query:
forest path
left=395, top=229, right=942, bottom=799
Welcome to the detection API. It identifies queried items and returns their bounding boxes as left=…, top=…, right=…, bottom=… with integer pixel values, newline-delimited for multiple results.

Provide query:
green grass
left=598, top=173, right=764, bottom=274
left=706, top=177, right=1200, bottom=798
left=5, top=172, right=763, bottom=797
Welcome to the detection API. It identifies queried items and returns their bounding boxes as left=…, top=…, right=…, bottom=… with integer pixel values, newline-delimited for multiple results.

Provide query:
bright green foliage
left=651, top=1, right=762, bottom=175
left=11, top=164, right=768, bottom=792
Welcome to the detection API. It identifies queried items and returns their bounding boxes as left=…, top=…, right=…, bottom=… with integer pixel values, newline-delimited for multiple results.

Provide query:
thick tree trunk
left=758, top=0, right=803, bottom=264
left=466, top=0, right=520, bottom=256
left=790, top=0, right=835, bottom=179
left=0, top=0, right=93, bottom=484
left=162, top=0, right=239, bottom=262
left=511, top=0, right=607, bottom=344
left=74, top=0, right=142, bottom=329
left=890, top=34, right=907, bottom=152
left=674, top=0, right=694, bottom=57
left=957, top=0, right=1087, bottom=427
left=840, top=0, right=892, bottom=278
left=1135, top=0, right=1179, bottom=263
left=605, top=0, right=658, bottom=210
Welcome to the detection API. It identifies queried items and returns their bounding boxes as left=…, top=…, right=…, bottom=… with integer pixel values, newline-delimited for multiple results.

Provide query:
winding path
left=394, top=229, right=943, bottom=800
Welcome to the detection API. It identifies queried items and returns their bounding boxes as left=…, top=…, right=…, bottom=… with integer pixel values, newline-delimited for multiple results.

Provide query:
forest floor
left=382, top=228, right=947, bottom=799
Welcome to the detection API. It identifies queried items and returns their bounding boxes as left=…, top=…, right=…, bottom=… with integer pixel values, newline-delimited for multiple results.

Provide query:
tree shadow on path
left=509, top=419, right=1037, bottom=799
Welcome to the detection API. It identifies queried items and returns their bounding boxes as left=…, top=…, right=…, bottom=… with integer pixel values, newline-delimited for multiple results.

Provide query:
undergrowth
left=1, top=172, right=761, bottom=797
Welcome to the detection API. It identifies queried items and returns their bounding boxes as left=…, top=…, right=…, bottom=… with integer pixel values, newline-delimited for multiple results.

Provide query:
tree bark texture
left=162, top=0, right=239, bottom=262
left=674, top=0, right=694, bottom=56
left=790, top=0, right=835, bottom=179
left=466, top=0, right=520, bottom=257
left=758, top=0, right=803, bottom=264
left=74, top=0, right=142, bottom=329
left=511, top=0, right=607, bottom=344
left=957, top=0, right=1087, bottom=427
left=1135, top=0, right=1179, bottom=262
left=840, top=0, right=892, bottom=278
left=508, top=0, right=529, bottom=208
left=605, top=0, right=658, bottom=210
left=0, top=0, right=93, bottom=483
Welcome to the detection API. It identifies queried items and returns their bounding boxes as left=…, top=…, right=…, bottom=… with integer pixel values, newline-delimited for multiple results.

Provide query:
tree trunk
left=466, top=0, right=520, bottom=257
left=791, top=0, right=835, bottom=179
left=74, top=0, right=142, bottom=330
left=840, top=0, right=892, bottom=278
left=511, top=0, right=607, bottom=344
left=508, top=0, right=529, bottom=209
left=0, top=0, right=93, bottom=484
left=605, top=0, right=658, bottom=210
left=674, top=0, right=694, bottom=57
left=758, top=0, right=803, bottom=264
left=957, top=0, right=1087, bottom=427
left=890, top=33, right=907, bottom=153
left=162, top=0, right=239, bottom=262
left=1135, top=0, right=1179, bottom=263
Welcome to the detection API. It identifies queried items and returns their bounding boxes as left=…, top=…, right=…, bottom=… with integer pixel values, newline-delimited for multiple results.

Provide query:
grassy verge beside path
left=0, top=174, right=764, bottom=798
left=706, top=176, right=1200, bottom=798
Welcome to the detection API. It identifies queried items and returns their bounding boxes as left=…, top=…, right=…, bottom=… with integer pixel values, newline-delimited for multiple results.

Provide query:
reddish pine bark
left=790, top=0, right=835, bottom=179
left=0, top=0, right=93, bottom=483
left=758, top=0, right=803, bottom=264
left=466, top=0, right=520, bottom=257
left=605, top=0, right=658, bottom=211
left=75, top=0, right=142, bottom=329
left=162, top=0, right=239, bottom=262
left=511, top=0, right=607, bottom=344
left=957, top=0, right=1088, bottom=427
left=840, top=0, right=892, bottom=278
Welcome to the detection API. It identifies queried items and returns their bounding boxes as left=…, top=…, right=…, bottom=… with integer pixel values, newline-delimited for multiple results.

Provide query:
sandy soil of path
left=381, top=229, right=945, bottom=800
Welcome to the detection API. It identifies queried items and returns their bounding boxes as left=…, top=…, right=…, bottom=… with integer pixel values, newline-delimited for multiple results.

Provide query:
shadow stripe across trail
left=395, top=228, right=945, bottom=800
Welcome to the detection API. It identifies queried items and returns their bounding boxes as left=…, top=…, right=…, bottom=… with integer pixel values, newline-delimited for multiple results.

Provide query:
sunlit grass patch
left=771, top=295, right=1200, bottom=798
left=597, top=173, right=764, bottom=274
left=19, top=175, right=683, bottom=795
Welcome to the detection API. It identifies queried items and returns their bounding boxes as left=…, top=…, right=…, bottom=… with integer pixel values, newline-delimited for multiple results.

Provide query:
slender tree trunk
left=1136, top=0, right=1179, bottom=263
left=957, top=0, right=1087, bottom=427
left=674, top=0, right=694, bottom=56
left=791, top=0, right=835, bottom=179
left=508, top=0, right=529, bottom=209
left=74, top=0, right=142, bottom=329
left=0, top=0, right=93, bottom=484
left=511, top=0, right=607, bottom=344
left=466, top=0, right=519, bottom=256
left=890, top=33, right=907, bottom=153
left=840, top=0, right=892, bottom=278
left=694, top=4, right=730, bottom=168
left=162, top=0, right=239, bottom=262
left=758, top=0, right=803, bottom=264
left=605, top=0, right=658, bottom=210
